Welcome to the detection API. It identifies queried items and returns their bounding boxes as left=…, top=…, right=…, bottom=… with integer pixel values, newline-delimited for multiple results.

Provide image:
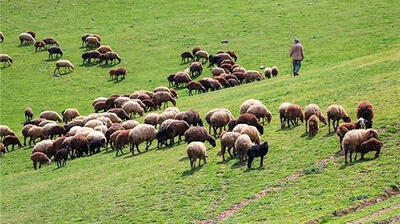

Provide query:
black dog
left=247, top=141, right=269, bottom=168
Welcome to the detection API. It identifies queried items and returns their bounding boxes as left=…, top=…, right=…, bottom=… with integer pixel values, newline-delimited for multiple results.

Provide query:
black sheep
left=247, top=141, right=269, bottom=168
left=55, top=148, right=69, bottom=168
left=88, top=139, right=105, bottom=155
left=156, top=129, right=169, bottom=149
left=208, top=55, right=223, bottom=67
left=82, top=50, right=101, bottom=64
left=181, top=52, right=193, bottom=63
left=48, top=47, right=63, bottom=60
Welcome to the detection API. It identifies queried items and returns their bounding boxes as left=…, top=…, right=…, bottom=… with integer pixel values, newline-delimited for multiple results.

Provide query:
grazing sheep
left=84, top=120, right=104, bottom=129
left=108, top=108, right=130, bottom=120
left=122, top=101, right=144, bottom=118
left=181, top=51, right=193, bottom=63
left=235, top=134, right=253, bottom=162
left=0, top=143, right=5, bottom=155
left=247, top=141, right=269, bottom=168
left=94, top=125, right=107, bottom=134
left=304, top=104, right=327, bottom=132
left=245, top=70, right=265, bottom=83
left=154, top=86, right=171, bottom=94
left=326, top=104, right=351, bottom=133
left=109, top=67, right=126, bottom=80
left=24, top=107, right=34, bottom=121
left=52, top=136, right=67, bottom=152
left=0, top=54, right=13, bottom=67
left=356, top=138, right=383, bottom=160
left=38, top=120, right=56, bottom=127
left=184, top=127, right=216, bottom=147
left=219, top=131, right=241, bottom=161
left=229, top=113, right=264, bottom=135
left=233, top=66, right=246, bottom=73
left=232, top=72, right=245, bottom=83
left=264, top=67, right=272, bottom=79
left=85, top=36, right=101, bottom=48
left=101, top=112, right=122, bottom=123
left=205, top=108, right=234, bottom=133
left=194, top=50, right=209, bottom=63
left=22, top=124, right=34, bottom=145
left=55, top=148, right=69, bottom=167
left=286, top=104, right=304, bottom=128
left=233, top=124, right=261, bottom=144
left=271, top=66, right=279, bottom=77
left=97, top=45, right=113, bottom=54
left=31, top=152, right=51, bottom=170
left=159, top=119, right=177, bottom=131
left=226, top=50, right=237, bottom=61
left=178, top=110, right=203, bottom=126
left=40, top=111, right=62, bottom=122
left=167, top=74, right=176, bottom=87
left=122, top=120, right=140, bottom=129
left=88, top=139, right=105, bottom=155
left=0, top=31, right=4, bottom=42
left=357, top=101, right=374, bottom=128
left=211, top=67, right=225, bottom=76
left=94, top=101, right=107, bottom=113
left=221, top=74, right=240, bottom=84
left=213, top=53, right=233, bottom=63
left=279, top=102, right=292, bottom=129
left=99, top=52, right=121, bottom=64
left=44, top=123, right=65, bottom=139
left=110, top=130, right=129, bottom=154
left=32, top=139, right=54, bottom=155
left=342, top=129, right=379, bottom=164
left=246, top=104, right=272, bottom=125
left=61, top=108, right=80, bottom=123
left=27, top=126, right=45, bottom=145
left=336, top=118, right=366, bottom=150
left=92, top=97, right=108, bottom=106
left=144, top=113, right=159, bottom=127
left=187, top=142, right=208, bottom=169
left=169, top=88, right=178, bottom=98
left=86, top=131, right=106, bottom=144
left=308, top=115, right=319, bottom=137
left=26, top=30, right=36, bottom=38
left=187, top=81, right=206, bottom=96
left=75, top=127, right=95, bottom=137
left=165, top=120, right=190, bottom=145
left=43, top=37, right=59, bottom=46
left=48, top=46, right=63, bottom=59
left=192, top=47, right=201, bottom=56
left=199, top=78, right=216, bottom=92
left=82, top=50, right=101, bottom=64
left=189, top=61, right=203, bottom=77
left=34, top=41, right=46, bottom=51
left=213, top=76, right=230, bottom=88
left=152, top=92, right=176, bottom=109
left=114, top=96, right=130, bottom=108
left=128, top=124, right=157, bottom=154
left=70, top=134, right=89, bottom=158
left=3, top=135, right=22, bottom=151
left=240, top=99, right=263, bottom=114
left=19, top=33, right=35, bottom=45
left=174, top=72, right=192, bottom=88
left=105, top=124, right=124, bottom=149
left=220, top=63, right=233, bottom=73
left=54, top=60, right=74, bottom=74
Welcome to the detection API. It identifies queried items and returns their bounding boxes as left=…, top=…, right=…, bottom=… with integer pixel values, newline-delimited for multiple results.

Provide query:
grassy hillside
left=1, top=0, right=400, bottom=223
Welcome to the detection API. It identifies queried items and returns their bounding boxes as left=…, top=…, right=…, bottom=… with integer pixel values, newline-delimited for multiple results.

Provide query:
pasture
left=1, top=0, right=399, bottom=223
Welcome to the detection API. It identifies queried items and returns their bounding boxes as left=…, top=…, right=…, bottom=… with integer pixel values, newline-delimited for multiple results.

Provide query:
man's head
left=294, top=38, right=300, bottom=43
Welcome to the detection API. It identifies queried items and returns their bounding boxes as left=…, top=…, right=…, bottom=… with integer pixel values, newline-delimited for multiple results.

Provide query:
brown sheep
left=19, top=33, right=35, bottom=45
left=336, top=118, right=366, bottom=150
left=109, top=67, right=127, bottom=81
left=232, top=72, right=245, bottom=83
left=43, top=37, right=59, bottom=46
left=0, top=54, right=13, bottom=67
left=304, top=104, right=327, bottom=133
left=97, top=45, right=113, bottom=54
left=85, top=36, right=100, bottom=48
left=31, top=152, right=51, bottom=170
left=356, top=138, right=383, bottom=160
left=271, top=66, right=279, bottom=77
left=99, top=52, right=121, bottom=64
left=174, top=72, right=192, bottom=87
left=230, top=113, right=264, bottom=135
left=192, top=47, right=201, bottom=56
left=181, top=52, right=193, bottom=63
left=220, top=63, right=233, bottom=73
left=226, top=50, right=237, bottom=61
left=245, top=70, right=264, bottom=83
left=25, top=107, right=34, bottom=121
left=184, top=127, right=216, bottom=147
left=187, top=81, right=206, bottom=96
left=61, top=108, right=80, bottom=123
left=152, top=92, right=176, bottom=109
left=3, top=135, right=22, bottom=151
left=178, top=110, right=203, bottom=126
left=166, top=120, right=190, bottom=145
left=327, top=104, right=351, bottom=133
left=264, top=67, right=272, bottom=79
left=210, top=111, right=232, bottom=137
left=219, top=131, right=240, bottom=161
left=70, top=134, right=88, bottom=158
left=213, top=76, right=230, bottom=88
left=54, top=60, right=74, bottom=74
left=189, top=61, right=203, bottom=77
left=357, top=101, right=374, bottom=128
left=108, top=108, right=131, bottom=120
left=22, top=124, right=34, bottom=146
left=169, top=88, right=178, bottom=98
left=115, top=130, right=130, bottom=156
left=94, top=101, right=107, bottom=113
left=187, top=142, right=208, bottom=169
left=308, top=115, right=319, bottom=137
left=34, top=41, right=46, bottom=51
left=286, top=104, right=304, bottom=128
left=342, top=129, right=379, bottom=164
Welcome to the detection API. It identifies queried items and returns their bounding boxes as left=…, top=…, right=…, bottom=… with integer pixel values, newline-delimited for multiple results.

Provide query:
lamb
left=32, top=139, right=54, bottom=155
left=152, top=92, right=176, bottom=109
left=279, top=102, right=292, bottom=129
left=22, top=124, right=34, bottom=145
left=55, top=148, right=69, bottom=167
left=271, top=66, right=279, bottom=77
left=190, top=62, right=203, bottom=77
left=247, top=141, right=269, bottom=168
left=108, top=108, right=130, bottom=120
left=166, top=120, right=190, bottom=145
left=308, top=115, right=319, bottom=137
left=326, top=104, right=351, bottom=133
left=357, top=101, right=374, bottom=128
left=179, top=110, right=203, bottom=126
left=342, top=129, right=379, bottom=164
left=109, top=67, right=127, bottom=80
left=235, top=134, right=253, bottom=162
left=181, top=51, right=193, bottom=63
left=285, top=104, right=304, bottom=128
left=194, top=50, right=209, bottom=63
left=122, top=101, right=144, bottom=118
left=219, top=131, right=241, bottom=161
left=82, top=50, right=101, bottom=64
left=0, top=54, right=13, bottom=67
left=3, top=135, right=22, bottom=151
left=174, top=72, right=192, bottom=87
left=54, top=60, right=74, bottom=74
left=61, top=108, right=80, bottom=123
left=88, top=139, right=106, bottom=155
left=128, top=124, right=157, bottom=154
left=34, top=41, right=46, bottom=51
left=304, top=104, right=327, bottom=132
left=264, top=67, right=272, bottom=79
left=97, top=45, right=113, bottom=54
left=211, top=67, right=225, bottom=76
left=85, top=36, right=101, bottom=48
left=232, top=124, right=261, bottom=144
left=122, top=120, right=140, bottom=129
left=246, top=104, right=272, bottom=125
left=144, top=113, right=159, bottom=127
left=19, top=33, right=35, bottom=45
left=27, top=126, right=45, bottom=145
left=245, top=70, right=265, bottom=83
left=99, top=52, right=121, bottom=64
left=39, top=111, right=62, bottom=122
left=187, top=142, right=208, bottom=169
left=31, top=152, right=51, bottom=170
left=187, top=81, right=206, bottom=96
left=0, top=125, right=15, bottom=140
left=70, top=134, right=89, bottom=158
left=43, top=37, right=59, bottom=46
left=356, top=138, right=383, bottom=161
left=48, top=46, right=63, bottom=59
left=336, top=118, right=366, bottom=150
left=228, top=113, right=264, bottom=135
left=184, top=127, right=216, bottom=147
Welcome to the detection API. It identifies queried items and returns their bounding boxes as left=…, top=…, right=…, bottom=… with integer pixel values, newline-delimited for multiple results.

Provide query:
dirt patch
left=347, top=203, right=400, bottom=224
left=372, top=215, right=400, bottom=224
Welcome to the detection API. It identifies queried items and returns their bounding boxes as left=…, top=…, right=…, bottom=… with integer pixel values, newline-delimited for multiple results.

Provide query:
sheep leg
left=247, top=156, right=253, bottom=168
left=305, top=120, right=308, bottom=132
left=33, top=162, right=37, bottom=170
left=260, top=156, right=265, bottom=167
left=349, top=151, right=353, bottom=163
left=198, top=158, right=201, bottom=167
left=136, top=145, right=141, bottom=153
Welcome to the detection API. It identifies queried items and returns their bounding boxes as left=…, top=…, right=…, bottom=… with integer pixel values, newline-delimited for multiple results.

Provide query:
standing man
left=290, top=38, right=304, bottom=76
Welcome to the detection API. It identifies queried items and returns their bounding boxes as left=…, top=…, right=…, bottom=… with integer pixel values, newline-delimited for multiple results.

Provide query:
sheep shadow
left=339, top=157, right=376, bottom=170
left=231, top=160, right=246, bottom=169
left=53, top=71, right=71, bottom=76
left=45, top=58, right=60, bottom=62
left=244, top=166, right=266, bottom=172
left=0, top=65, right=12, bottom=69
left=179, top=156, right=189, bottom=161
left=181, top=165, right=203, bottom=176
left=216, top=156, right=235, bottom=164
left=52, top=165, right=66, bottom=171
left=99, top=63, right=119, bottom=68
left=324, top=132, right=336, bottom=137
left=113, top=78, right=126, bottom=84
left=122, top=148, right=152, bottom=159
left=300, top=132, right=314, bottom=139
left=18, top=43, right=34, bottom=47
left=80, top=62, right=98, bottom=67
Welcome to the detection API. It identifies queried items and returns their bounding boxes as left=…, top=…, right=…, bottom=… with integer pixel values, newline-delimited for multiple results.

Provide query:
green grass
left=1, top=0, right=400, bottom=223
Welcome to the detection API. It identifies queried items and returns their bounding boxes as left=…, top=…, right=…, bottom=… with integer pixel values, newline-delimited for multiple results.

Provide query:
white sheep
left=94, top=125, right=107, bottom=134
left=39, top=111, right=62, bottom=122
left=219, top=131, right=241, bottom=161
left=19, top=33, right=35, bottom=45
left=144, top=113, right=159, bottom=127
left=232, top=124, right=261, bottom=144
left=32, top=139, right=54, bottom=154
left=128, top=124, right=157, bottom=153
left=342, top=129, right=379, bottom=164
left=122, top=120, right=140, bottom=129
left=235, top=134, right=253, bottom=162
left=75, top=127, right=94, bottom=137
left=187, top=141, right=208, bottom=169
left=87, top=131, right=106, bottom=143
left=84, top=119, right=104, bottom=129
left=240, top=99, right=263, bottom=114
left=246, top=104, right=272, bottom=125
left=0, top=125, right=15, bottom=139
left=122, top=101, right=144, bottom=118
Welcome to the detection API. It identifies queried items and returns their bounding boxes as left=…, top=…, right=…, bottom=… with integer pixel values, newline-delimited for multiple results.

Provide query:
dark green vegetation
left=1, top=0, right=399, bottom=223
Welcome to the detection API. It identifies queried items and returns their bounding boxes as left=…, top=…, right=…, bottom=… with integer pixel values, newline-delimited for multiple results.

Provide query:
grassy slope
left=1, top=0, right=400, bottom=223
